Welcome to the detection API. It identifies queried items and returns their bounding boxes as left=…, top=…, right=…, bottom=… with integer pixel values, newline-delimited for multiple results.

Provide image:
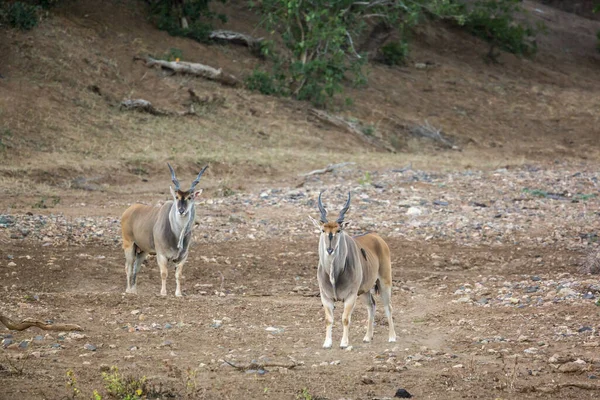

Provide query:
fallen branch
left=309, top=109, right=396, bottom=153
left=224, top=359, right=300, bottom=371
left=0, top=313, right=83, bottom=332
left=300, top=162, right=356, bottom=177
left=120, top=99, right=196, bottom=117
left=410, top=120, right=456, bottom=149
left=209, top=30, right=264, bottom=55
left=135, top=55, right=239, bottom=87
left=120, top=99, right=172, bottom=116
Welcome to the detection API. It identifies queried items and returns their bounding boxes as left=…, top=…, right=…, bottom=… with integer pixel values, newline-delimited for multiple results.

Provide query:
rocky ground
left=1, top=163, right=600, bottom=399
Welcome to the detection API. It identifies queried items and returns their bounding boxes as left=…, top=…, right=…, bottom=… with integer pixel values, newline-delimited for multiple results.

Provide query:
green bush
left=253, top=0, right=466, bottom=107
left=245, top=69, right=285, bottom=96
left=462, top=0, right=538, bottom=57
left=380, top=40, right=409, bottom=66
left=3, top=2, right=39, bottom=30
left=149, top=0, right=226, bottom=43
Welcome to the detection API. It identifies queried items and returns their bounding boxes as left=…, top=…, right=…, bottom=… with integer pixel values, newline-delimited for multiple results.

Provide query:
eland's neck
left=169, top=202, right=195, bottom=243
left=320, top=232, right=349, bottom=287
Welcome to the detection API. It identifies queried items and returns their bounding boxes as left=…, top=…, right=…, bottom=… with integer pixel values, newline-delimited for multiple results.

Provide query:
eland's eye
left=321, top=230, right=325, bottom=233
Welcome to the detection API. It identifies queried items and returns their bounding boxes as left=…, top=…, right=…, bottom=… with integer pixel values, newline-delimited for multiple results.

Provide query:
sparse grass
left=101, top=366, right=147, bottom=400
left=32, top=196, right=61, bottom=209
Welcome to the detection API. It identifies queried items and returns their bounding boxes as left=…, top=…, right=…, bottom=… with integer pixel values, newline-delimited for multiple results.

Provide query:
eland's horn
left=318, top=191, right=328, bottom=223
left=190, top=165, right=209, bottom=191
left=336, top=192, right=351, bottom=223
left=167, top=163, right=181, bottom=191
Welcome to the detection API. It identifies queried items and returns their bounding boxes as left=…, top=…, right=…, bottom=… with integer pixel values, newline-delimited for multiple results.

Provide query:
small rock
left=578, top=326, right=593, bottom=333
left=19, top=340, right=29, bottom=349
left=559, top=361, right=586, bottom=373
left=531, top=276, right=541, bottom=282
left=265, top=326, right=283, bottom=334
left=395, top=388, right=413, bottom=398
left=406, top=207, right=422, bottom=216
left=164, top=323, right=172, bottom=329
left=131, top=310, right=141, bottom=315
left=211, top=320, right=223, bottom=328
left=452, top=364, right=464, bottom=369
left=2, top=338, right=13, bottom=347
left=361, top=376, right=374, bottom=385
left=83, top=343, right=96, bottom=351
left=7, top=262, right=16, bottom=267
left=557, top=288, right=577, bottom=298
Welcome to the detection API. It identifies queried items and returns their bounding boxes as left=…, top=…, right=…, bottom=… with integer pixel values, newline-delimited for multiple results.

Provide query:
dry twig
left=410, top=120, right=456, bottom=149
left=224, top=359, right=300, bottom=371
left=0, top=313, right=83, bottom=332
left=300, top=162, right=356, bottom=177
left=309, top=109, right=396, bottom=153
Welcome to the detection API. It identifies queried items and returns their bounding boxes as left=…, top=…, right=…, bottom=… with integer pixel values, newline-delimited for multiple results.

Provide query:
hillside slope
left=0, top=0, right=599, bottom=201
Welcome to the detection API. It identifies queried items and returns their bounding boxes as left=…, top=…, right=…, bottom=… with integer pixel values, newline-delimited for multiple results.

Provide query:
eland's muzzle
left=327, top=248, right=334, bottom=255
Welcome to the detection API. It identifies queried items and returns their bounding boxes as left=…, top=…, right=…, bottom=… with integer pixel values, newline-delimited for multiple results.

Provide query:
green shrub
left=245, top=69, right=285, bottom=96
left=462, top=0, right=539, bottom=57
left=3, top=2, right=39, bottom=30
left=380, top=40, right=409, bottom=66
left=253, top=0, right=466, bottom=107
left=149, top=0, right=226, bottom=43
left=102, top=366, right=147, bottom=400
left=161, top=47, right=183, bottom=61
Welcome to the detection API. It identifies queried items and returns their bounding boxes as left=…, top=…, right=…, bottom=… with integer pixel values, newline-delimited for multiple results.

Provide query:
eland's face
left=171, top=188, right=195, bottom=217
left=321, top=222, right=342, bottom=256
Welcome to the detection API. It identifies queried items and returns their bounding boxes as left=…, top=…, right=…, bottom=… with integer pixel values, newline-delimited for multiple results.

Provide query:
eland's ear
left=169, top=186, right=177, bottom=199
left=193, top=188, right=203, bottom=199
left=308, top=215, right=322, bottom=230
left=340, top=220, right=352, bottom=230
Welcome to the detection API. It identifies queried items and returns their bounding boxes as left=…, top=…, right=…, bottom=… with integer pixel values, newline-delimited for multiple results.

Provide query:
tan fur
left=316, top=220, right=396, bottom=348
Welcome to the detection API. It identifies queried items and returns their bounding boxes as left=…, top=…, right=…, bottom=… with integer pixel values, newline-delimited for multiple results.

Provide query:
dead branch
left=309, top=109, right=396, bottom=153
left=135, top=55, right=239, bottom=87
left=410, top=120, right=456, bottom=149
left=0, top=313, right=83, bottom=332
left=218, top=271, right=225, bottom=292
left=120, top=99, right=197, bottom=117
left=209, top=30, right=264, bottom=54
left=120, top=99, right=172, bottom=116
left=300, top=162, right=356, bottom=177
left=224, top=360, right=300, bottom=371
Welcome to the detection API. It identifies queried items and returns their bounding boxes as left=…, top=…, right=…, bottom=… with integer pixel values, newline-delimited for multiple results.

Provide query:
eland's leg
left=174, top=256, right=187, bottom=297
left=321, top=295, right=335, bottom=349
left=340, top=294, right=357, bottom=348
left=157, top=254, right=169, bottom=296
left=124, top=244, right=136, bottom=294
left=129, top=251, right=148, bottom=295
left=379, top=280, right=397, bottom=342
left=362, top=291, right=376, bottom=343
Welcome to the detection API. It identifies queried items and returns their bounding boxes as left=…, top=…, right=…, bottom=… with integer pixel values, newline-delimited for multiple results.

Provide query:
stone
left=83, top=344, right=97, bottom=351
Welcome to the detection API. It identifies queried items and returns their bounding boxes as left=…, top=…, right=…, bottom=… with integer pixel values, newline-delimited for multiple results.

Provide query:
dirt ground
left=1, top=0, right=600, bottom=399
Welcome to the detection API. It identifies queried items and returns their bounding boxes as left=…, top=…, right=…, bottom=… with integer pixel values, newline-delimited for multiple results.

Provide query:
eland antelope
left=121, top=163, right=208, bottom=297
left=309, top=192, right=397, bottom=348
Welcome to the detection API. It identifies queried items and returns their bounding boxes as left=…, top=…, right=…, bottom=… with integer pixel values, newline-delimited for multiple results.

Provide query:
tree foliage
left=248, top=0, right=539, bottom=107
left=148, top=0, right=227, bottom=43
